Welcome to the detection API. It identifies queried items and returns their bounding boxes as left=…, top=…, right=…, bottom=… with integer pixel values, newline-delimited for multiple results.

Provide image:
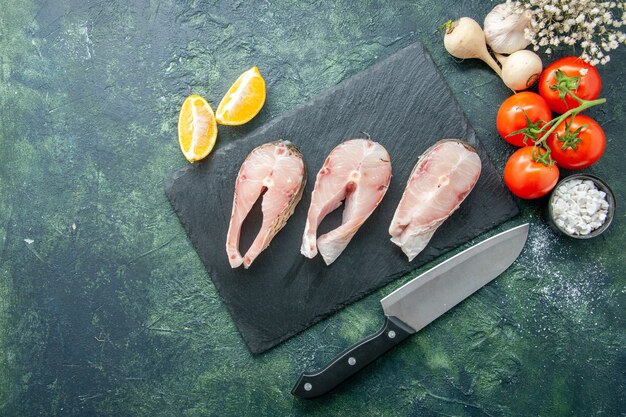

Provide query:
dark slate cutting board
left=165, top=42, right=519, bottom=354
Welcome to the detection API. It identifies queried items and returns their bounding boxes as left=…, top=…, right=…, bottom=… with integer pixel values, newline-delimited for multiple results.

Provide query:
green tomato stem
left=565, top=90, right=585, bottom=104
left=535, top=96, right=606, bottom=149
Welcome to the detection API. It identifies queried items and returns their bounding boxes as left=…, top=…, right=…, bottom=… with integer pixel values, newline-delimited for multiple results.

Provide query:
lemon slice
left=178, top=94, right=218, bottom=163
left=216, top=66, right=266, bottom=126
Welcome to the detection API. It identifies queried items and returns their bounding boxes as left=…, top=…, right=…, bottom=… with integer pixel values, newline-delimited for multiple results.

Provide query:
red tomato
left=539, top=57, right=602, bottom=114
left=504, top=146, right=559, bottom=199
left=496, top=92, right=552, bottom=147
left=546, top=114, right=606, bottom=170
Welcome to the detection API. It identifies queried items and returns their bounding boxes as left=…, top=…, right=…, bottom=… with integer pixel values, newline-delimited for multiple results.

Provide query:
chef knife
left=292, top=223, right=529, bottom=399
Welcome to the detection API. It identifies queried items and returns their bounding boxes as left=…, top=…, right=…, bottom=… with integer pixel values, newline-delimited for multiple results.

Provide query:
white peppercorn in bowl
left=548, top=174, right=615, bottom=239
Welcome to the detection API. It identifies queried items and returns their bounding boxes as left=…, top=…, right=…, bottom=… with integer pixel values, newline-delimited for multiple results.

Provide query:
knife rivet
left=348, top=357, right=356, bottom=366
left=388, top=330, right=396, bottom=339
left=304, top=383, right=312, bottom=391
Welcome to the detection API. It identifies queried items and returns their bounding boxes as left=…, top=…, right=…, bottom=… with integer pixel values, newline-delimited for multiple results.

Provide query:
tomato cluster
left=496, top=57, right=606, bottom=199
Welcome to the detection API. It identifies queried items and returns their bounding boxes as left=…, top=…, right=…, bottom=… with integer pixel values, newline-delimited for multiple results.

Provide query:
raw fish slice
left=389, top=139, right=481, bottom=261
left=302, top=139, right=391, bottom=265
left=226, top=141, right=306, bottom=269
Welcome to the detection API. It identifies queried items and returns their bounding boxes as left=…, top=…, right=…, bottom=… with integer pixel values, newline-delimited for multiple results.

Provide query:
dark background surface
left=0, top=1, right=624, bottom=416
left=166, top=42, right=518, bottom=354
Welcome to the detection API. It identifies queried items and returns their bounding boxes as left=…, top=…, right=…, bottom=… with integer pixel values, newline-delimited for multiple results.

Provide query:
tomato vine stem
left=535, top=97, right=605, bottom=146
left=505, top=93, right=605, bottom=166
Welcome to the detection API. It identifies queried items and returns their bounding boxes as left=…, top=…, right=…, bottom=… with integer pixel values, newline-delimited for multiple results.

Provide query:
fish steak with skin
left=389, top=139, right=481, bottom=261
left=226, top=140, right=306, bottom=269
left=301, top=138, right=392, bottom=265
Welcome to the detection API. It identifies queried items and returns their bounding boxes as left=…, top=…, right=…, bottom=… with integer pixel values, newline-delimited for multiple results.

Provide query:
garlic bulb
left=496, top=50, right=542, bottom=91
left=484, top=2, right=532, bottom=54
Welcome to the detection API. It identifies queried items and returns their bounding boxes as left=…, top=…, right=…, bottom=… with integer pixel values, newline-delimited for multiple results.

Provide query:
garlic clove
left=484, top=2, right=532, bottom=55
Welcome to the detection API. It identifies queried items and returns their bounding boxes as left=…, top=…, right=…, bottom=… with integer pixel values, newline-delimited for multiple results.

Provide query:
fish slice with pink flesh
left=389, top=139, right=481, bottom=261
left=301, top=138, right=392, bottom=265
left=226, top=141, right=306, bottom=269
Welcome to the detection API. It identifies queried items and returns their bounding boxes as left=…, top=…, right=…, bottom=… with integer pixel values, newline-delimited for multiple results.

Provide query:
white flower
left=517, top=0, right=625, bottom=65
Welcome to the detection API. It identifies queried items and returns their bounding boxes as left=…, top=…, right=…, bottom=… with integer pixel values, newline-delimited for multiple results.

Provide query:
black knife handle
left=291, top=316, right=414, bottom=399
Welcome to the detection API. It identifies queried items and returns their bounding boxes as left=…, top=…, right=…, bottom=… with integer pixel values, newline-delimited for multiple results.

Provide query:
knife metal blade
left=380, top=222, right=529, bottom=333
left=292, top=223, right=529, bottom=399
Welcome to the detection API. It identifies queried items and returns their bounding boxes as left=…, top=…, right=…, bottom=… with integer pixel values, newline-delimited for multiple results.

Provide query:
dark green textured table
left=0, top=1, right=624, bottom=416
